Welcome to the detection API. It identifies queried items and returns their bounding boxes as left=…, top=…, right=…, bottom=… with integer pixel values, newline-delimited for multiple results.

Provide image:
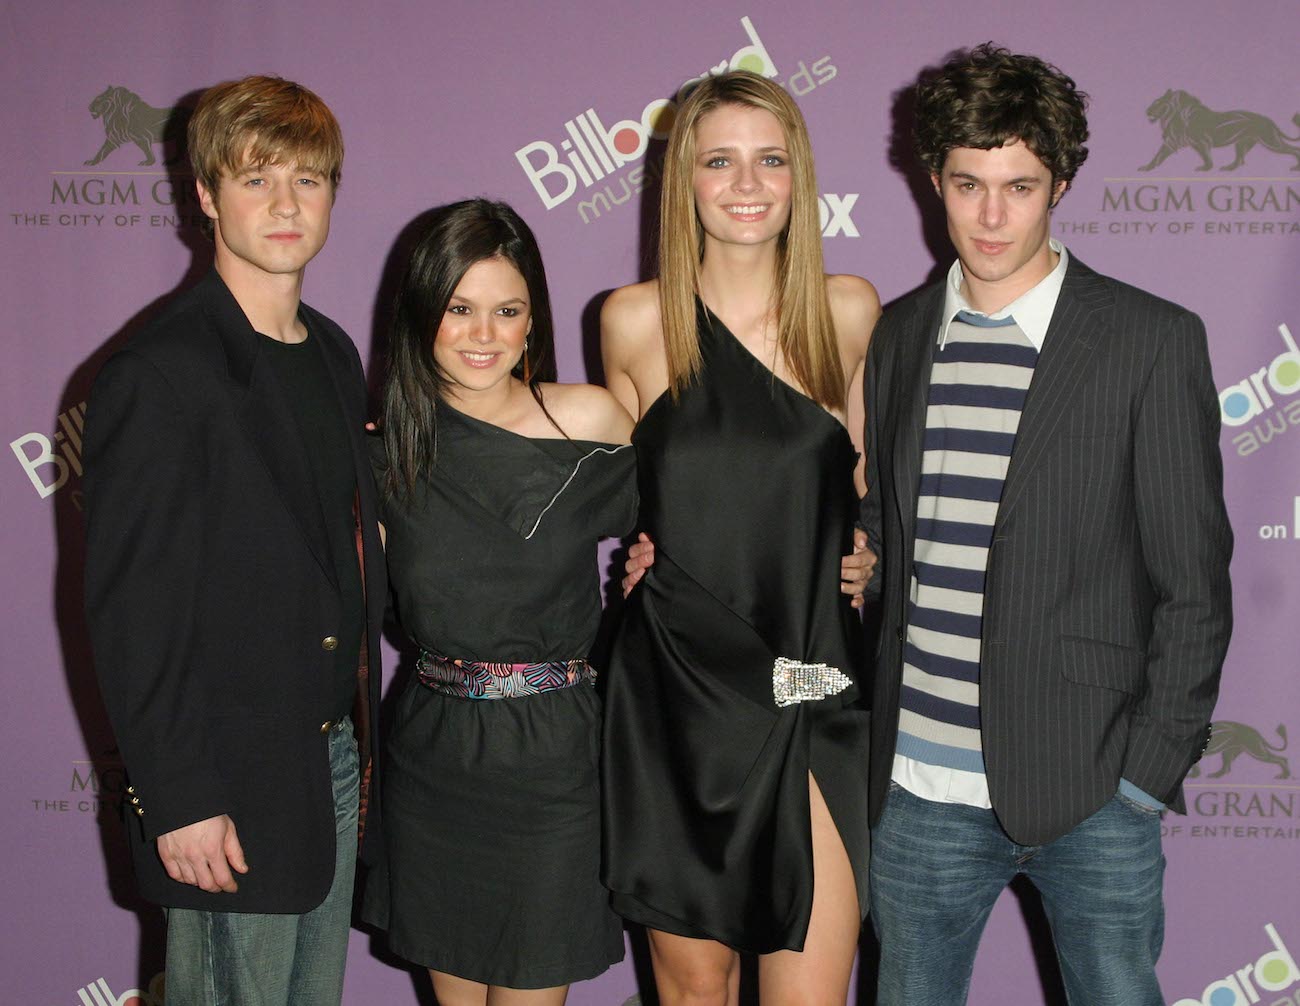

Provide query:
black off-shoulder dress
left=363, top=404, right=635, bottom=988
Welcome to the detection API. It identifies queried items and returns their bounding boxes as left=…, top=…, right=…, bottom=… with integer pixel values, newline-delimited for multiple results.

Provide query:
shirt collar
left=938, top=239, right=1069, bottom=351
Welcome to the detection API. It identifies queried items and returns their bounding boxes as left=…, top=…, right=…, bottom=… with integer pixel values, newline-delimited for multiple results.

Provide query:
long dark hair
left=381, top=198, right=557, bottom=497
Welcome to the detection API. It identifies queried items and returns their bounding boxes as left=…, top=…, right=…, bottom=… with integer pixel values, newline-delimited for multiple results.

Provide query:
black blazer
left=860, top=256, right=1232, bottom=845
left=83, top=270, right=386, bottom=912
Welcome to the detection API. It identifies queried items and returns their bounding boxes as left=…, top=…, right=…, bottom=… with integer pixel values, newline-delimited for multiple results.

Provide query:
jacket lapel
left=892, top=287, right=944, bottom=541
left=995, top=256, right=1114, bottom=528
left=203, top=271, right=337, bottom=587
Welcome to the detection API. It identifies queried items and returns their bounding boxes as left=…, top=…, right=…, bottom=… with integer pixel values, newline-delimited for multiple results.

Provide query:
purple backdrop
left=3, top=2, right=1297, bottom=1003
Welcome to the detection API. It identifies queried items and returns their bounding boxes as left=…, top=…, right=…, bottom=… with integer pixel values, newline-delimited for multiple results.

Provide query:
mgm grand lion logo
left=1139, top=90, right=1300, bottom=172
left=83, top=85, right=191, bottom=167
left=1188, top=721, right=1291, bottom=780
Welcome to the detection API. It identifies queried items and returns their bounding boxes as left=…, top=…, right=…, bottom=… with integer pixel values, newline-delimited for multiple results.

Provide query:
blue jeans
left=870, top=782, right=1165, bottom=1006
left=163, top=718, right=360, bottom=1006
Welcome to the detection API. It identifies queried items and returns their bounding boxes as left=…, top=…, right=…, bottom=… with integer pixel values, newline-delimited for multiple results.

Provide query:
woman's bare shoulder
left=826, top=273, right=881, bottom=355
left=601, top=280, right=663, bottom=367
left=603, top=277, right=660, bottom=324
left=539, top=382, right=635, bottom=444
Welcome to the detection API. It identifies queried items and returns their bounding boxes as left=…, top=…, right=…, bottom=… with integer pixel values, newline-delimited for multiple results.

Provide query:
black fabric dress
left=602, top=303, right=870, bottom=954
left=362, top=404, right=635, bottom=988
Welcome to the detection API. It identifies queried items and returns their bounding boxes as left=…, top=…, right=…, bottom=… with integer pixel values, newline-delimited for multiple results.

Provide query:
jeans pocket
left=1116, top=791, right=1163, bottom=818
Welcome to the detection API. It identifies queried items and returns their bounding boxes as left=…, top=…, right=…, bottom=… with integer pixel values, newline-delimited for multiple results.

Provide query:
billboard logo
left=1139, top=90, right=1300, bottom=173
left=1170, top=924, right=1298, bottom=1006
left=11, top=401, right=86, bottom=502
left=70, top=972, right=163, bottom=1005
left=1188, top=722, right=1290, bottom=780
left=1219, top=324, right=1300, bottom=457
left=517, top=14, right=839, bottom=228
left=83, top=86, right=189, bottom=168
left=517, top=16, right=780, bottom=212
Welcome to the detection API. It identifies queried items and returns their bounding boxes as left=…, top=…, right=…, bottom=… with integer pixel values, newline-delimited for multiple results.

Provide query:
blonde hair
left=658, top=70, right=842, bottom=409
left=188, top=75, right=343, bottom=195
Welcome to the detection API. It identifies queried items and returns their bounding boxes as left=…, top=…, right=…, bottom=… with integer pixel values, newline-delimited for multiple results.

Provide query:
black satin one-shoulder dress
left=602, top=303, right=871, bottom=954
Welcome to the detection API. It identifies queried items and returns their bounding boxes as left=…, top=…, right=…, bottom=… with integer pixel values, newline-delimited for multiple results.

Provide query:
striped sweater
left=894, top=311, right=1040, bottom=777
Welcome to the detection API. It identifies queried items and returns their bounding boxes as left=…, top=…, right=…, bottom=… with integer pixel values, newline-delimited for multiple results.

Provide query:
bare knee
left=658, top=964, right=735, bottom=1006
left=649, top=932, right=738, bottom=1006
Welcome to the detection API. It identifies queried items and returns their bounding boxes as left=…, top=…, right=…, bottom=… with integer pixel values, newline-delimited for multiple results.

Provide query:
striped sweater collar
left=938, top=239, right=1069, bottom=351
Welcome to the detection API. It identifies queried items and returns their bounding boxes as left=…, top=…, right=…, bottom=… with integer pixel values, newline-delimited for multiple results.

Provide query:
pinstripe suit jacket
left=859, top=255, right=1233, bottom=845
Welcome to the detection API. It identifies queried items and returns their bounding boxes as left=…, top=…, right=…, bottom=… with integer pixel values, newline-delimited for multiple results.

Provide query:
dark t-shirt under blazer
left=260, top=330, right=365, bottom=700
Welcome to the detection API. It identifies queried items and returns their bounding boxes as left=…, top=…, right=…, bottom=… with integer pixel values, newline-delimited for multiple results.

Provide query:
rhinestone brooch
left=772, top=656, right=853, bottom=708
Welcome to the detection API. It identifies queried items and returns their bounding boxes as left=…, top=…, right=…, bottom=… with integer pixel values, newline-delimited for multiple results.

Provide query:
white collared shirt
left=936, top=239, right=1069, bottom=351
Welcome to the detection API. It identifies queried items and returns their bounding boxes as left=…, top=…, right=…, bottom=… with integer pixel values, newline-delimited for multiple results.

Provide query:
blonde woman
left=601, top=71, right=879, bottom=1005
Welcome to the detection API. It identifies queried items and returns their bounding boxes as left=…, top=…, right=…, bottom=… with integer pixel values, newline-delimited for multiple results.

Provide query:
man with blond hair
left=83, top=75, right=384, bottom=1004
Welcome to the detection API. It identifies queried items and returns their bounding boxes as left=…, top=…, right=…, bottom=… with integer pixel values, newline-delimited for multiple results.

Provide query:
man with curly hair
left=859, top=43, right=1232, bottom=1004
left=82, top=76, right=384, bottom=1004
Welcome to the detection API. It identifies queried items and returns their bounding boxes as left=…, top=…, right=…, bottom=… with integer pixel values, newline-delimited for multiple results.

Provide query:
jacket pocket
left=1059, top=635, right=1146, bottom=695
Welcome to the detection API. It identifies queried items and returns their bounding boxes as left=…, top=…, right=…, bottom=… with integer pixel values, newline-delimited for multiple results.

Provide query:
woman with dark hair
left=600, top=71, right=879, bottom=1004
left=363, top=198, right=633, bottom=1004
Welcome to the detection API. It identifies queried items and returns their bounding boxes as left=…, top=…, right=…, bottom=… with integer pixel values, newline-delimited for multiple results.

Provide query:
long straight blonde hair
left=658, top=70, right=843, bottom=409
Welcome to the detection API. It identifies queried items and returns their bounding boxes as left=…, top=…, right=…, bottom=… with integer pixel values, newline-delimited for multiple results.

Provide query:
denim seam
left=202, top=910, right=219, bottom=1006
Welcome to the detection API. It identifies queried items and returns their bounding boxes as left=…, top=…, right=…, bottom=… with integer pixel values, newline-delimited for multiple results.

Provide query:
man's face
left=196, top=155, right=332, bottom=281
left=932, top=140, right=1067, bottom=311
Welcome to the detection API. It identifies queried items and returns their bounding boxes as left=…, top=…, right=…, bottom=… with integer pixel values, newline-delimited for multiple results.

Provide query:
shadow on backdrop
left=52, top=87, right=207, bottom=998
left=884, top=56, right=961, bottom=307
left=576, top=131, right=667, bottom=392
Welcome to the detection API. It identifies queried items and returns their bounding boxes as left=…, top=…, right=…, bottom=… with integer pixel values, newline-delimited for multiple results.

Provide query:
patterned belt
left=417, top=651, right=595, bottom=700
left=772, top=656, right=853, bottom=708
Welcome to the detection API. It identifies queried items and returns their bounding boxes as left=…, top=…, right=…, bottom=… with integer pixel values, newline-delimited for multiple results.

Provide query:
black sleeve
left=858, top=325, right=887, bottom=599
left=83, top=351, right=230, bottom=839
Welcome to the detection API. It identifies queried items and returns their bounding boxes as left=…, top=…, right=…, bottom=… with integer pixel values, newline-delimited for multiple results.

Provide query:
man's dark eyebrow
left=947, top=171, right=1042, bottom=185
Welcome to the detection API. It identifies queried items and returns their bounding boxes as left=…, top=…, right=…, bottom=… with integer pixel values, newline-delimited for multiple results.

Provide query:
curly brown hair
left=914, top=43, right=1089, bottom=199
